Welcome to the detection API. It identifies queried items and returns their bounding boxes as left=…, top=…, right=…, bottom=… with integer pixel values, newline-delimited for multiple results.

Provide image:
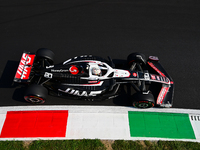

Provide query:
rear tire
left=36, top=48, right=54, bottom=65
left=132, top=92, right=155, bottom=108
left=24, top=84, right=48, bottom=104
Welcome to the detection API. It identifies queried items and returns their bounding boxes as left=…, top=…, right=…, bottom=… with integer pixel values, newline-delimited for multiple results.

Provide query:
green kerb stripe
left=128, top=111, right=195, bottom=139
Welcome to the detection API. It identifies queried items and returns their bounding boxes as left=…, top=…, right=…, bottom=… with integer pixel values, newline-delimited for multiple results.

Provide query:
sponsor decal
left=15, top=53, right=35, bottom=79
left=144, top=73, right=150, bottom=80
left=114, top=70, right=130, bottom=77
left=156, top=76, right=160, bottom=80
left=150, top=74, right=170, bottom=84
left=147, top=62, right=166, bottom=77
left=133, top=73, right=137, bottom=77
left=21, top=53, right=34, bottom=65
left=88, top=81, right=98, bottom=83
left=46, top=65, right=54, bottom=69
left=58, top=88, right=102, bottom=96
left=69, top=65, right=79, bottom=75
left=157, top=87, right=169, bottom=104
left=44, top=72, right=53, bottom=78
left=16, top=66, right=31, bottom=79
left=151, top=75, right=156, bottom=80
left=51, top=69, right=68, bottom=72
left=149, top=56, right=159, bottom=61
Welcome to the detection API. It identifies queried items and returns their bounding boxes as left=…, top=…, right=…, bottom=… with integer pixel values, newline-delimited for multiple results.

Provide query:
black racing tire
left=24, top=84, right=48, bottom=104
left=127, top=52, right=146, bottom=66
left=132, top=92, right=155, bottom=108
left=36, top=48, right=54, bottom=65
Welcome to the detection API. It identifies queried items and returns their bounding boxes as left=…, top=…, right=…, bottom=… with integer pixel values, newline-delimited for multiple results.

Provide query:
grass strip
left=0, top=141, right=25, bottom=150
left=29, top=139, right=106, bottom=150
left=0, top=140, right=200, bottom=150
left=112, top=140, right=200, bottom=150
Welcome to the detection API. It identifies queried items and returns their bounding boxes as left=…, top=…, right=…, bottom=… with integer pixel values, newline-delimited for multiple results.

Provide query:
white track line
left=0, top=105, right=200, bottom=114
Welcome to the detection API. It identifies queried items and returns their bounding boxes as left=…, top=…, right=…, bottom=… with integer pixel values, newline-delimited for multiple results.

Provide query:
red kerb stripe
left=0, top=110, right=68, bottom=138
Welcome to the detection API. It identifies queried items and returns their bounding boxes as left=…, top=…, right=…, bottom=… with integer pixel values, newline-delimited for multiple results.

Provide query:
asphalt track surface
left=0, top=0, right=200, bottom=109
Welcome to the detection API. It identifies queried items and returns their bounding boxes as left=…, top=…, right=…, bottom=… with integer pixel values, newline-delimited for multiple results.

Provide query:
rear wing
left=14, top=52, right=36, bottom=83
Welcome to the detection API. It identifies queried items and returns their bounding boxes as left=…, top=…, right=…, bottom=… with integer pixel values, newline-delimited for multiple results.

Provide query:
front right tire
left=127, top=52, right=146, bottom=66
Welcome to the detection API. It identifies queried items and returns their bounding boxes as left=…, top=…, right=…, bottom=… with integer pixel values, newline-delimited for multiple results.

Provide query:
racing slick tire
left=127, top=52, right=146, bottom=66
left=132, top=92, right=155, bottom=108
left=36, top=48, right=54, bottom=65
left=24, top=84, right=48, bottom=104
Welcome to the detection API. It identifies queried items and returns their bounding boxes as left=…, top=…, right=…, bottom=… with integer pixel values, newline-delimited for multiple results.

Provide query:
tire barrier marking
left=128, top=112, right=196, bottom=139
left=0, top=110, right=68, bottom=138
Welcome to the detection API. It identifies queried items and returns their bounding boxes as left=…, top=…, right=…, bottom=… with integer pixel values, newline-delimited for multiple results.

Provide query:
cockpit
left=88, top=63, right=108, bottom=77
left=65, top=60, right=112, bottom=78
left=91, top=66, right=101, bottom=76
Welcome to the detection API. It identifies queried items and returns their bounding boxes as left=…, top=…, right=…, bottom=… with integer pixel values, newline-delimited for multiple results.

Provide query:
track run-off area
left=0, top=106, right=200, bottom=142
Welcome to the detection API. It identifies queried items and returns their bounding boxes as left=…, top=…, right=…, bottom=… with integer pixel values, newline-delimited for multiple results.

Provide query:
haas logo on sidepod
left=58, top=88, right=102, bottom=97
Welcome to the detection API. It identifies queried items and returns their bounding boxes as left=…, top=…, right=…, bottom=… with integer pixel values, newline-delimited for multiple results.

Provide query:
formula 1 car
left=13, top=48, right=174, bottom=108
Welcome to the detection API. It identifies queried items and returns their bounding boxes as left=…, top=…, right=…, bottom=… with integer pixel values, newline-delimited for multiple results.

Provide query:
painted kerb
left=128, top=111, right=195, bottom=139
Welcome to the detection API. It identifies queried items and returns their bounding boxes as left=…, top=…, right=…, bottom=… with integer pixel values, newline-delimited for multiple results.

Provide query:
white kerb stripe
left=0, top=113, right=7, bottom=135
left=66, top=112, right=130, bottom=139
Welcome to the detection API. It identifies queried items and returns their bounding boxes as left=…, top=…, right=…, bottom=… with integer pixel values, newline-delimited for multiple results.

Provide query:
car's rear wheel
left=36, top=48, right=54, bottom=65
left=132, top=92, right=155, bottom=108
left=24, top=84, right=48, bottom=104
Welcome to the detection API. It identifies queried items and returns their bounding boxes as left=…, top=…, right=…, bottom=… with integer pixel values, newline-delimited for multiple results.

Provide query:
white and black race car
left=14, top=48, right=174, bottom=108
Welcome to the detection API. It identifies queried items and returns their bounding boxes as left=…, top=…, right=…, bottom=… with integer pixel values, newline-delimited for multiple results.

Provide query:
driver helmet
left=92, top=66, right=101, bottom=76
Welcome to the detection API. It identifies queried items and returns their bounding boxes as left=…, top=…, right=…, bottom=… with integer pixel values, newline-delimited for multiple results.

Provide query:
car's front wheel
left=132, top=92, right=155, bottom=108
left=127, top=52, right=146, bottom=67
left=24, top=84, right=48, bottom=104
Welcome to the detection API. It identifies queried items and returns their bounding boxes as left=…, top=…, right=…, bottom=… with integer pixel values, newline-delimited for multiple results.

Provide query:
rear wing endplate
left=14, top=52, right=36, bottom=82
